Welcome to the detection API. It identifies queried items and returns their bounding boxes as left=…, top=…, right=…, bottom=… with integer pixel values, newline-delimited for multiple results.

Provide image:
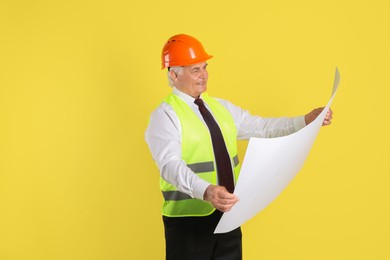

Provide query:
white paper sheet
left=214, top=68, right=340, bottom=234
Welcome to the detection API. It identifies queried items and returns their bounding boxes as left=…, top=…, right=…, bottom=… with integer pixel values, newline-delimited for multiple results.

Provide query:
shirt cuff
left=293, top=116, right=306, bottom=131
left=192, top=177, right=211, bottom=200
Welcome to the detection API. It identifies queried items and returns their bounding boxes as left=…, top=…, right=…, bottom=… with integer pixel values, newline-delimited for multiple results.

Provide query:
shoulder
left=146, top=101, right=181, bottom=138
left=149, top=101, right=176, bottom=121
left=213, top=97, right=244, bottom=113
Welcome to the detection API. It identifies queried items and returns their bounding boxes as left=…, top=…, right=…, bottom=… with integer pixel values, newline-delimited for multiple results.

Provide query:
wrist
left=203, top=185, right=216, bottom=201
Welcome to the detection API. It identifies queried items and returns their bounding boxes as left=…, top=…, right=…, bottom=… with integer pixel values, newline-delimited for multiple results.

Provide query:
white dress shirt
left=145, top=88, right=306, bottom=200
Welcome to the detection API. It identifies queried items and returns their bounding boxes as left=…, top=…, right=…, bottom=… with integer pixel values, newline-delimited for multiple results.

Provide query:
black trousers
left=163, top=210, right=242, bottom=260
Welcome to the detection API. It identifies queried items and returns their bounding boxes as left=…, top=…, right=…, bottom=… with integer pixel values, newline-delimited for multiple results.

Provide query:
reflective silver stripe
left=163, top=155, right=239, bottom=201
left=233, top=155, right=239, bottom=167
left=163, top=191, right=192, bottom=201
left=187, top=155, right=239, bottom=173
left=187, top=161, right=214, bottom=173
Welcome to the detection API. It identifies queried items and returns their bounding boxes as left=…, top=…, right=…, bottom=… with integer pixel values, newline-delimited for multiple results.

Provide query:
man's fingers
left=214, top=196, right=238, bottom=205
left=219, top=193, right=238, bottom=200
left=215, top=201, right=235, bottom=212
left=220, top=198, right=237, bottom=206
left=204, top=185, right=240, bottom=212
left=322, top=108, right=333, bottom=126
left=214, top=193, right=239, bottom=212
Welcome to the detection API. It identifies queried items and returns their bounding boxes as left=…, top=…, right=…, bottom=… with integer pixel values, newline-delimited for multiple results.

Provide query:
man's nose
left=200, top=69, right=207, bottom=79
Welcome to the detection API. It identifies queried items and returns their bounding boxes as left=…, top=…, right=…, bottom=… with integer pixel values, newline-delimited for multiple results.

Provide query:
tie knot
left=194, top=98, right=204, bottom=107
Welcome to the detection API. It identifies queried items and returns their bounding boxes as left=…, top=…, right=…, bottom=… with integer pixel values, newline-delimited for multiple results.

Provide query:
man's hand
left=203, top=185, right=239, bottom=212
left=305, top=107, right=333, bottom=126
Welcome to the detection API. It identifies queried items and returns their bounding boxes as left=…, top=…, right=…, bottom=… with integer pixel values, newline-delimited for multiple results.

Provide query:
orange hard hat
left=161, top=34, right=213, bottom=69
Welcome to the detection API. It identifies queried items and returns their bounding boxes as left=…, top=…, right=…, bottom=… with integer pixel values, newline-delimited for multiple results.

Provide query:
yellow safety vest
left=161, top=93, right=241, bottom=217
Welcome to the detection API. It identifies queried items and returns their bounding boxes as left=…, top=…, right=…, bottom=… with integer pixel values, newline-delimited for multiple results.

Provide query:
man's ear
left=169, top=70, right=179, bottom=82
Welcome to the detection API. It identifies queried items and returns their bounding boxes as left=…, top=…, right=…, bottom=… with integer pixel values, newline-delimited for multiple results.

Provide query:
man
left=145, top=34, right=333, bottom=260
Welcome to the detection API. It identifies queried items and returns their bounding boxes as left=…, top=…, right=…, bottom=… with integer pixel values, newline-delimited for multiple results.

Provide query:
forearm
left=216, top=98, right=306, bottom=139
left=238, top=115, right=306, bottom=139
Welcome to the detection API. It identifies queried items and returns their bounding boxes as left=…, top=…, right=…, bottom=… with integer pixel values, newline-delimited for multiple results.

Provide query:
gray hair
left=167, top=66, right=184, bottom=87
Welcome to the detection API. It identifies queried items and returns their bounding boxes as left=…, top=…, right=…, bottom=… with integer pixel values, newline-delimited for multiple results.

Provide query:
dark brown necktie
left=194, top=98, right=235, bottom=193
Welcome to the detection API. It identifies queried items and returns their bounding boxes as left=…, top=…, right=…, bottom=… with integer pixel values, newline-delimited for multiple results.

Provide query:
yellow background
left=1, top=0, right=389, bottom=259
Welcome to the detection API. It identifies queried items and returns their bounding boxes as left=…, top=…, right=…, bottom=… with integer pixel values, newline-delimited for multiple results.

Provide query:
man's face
left=173, top=62, right=208, bottom=98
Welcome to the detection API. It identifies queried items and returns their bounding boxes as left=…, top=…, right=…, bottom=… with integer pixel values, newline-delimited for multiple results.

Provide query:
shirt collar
left=173, top=87, right=203, bottom=104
